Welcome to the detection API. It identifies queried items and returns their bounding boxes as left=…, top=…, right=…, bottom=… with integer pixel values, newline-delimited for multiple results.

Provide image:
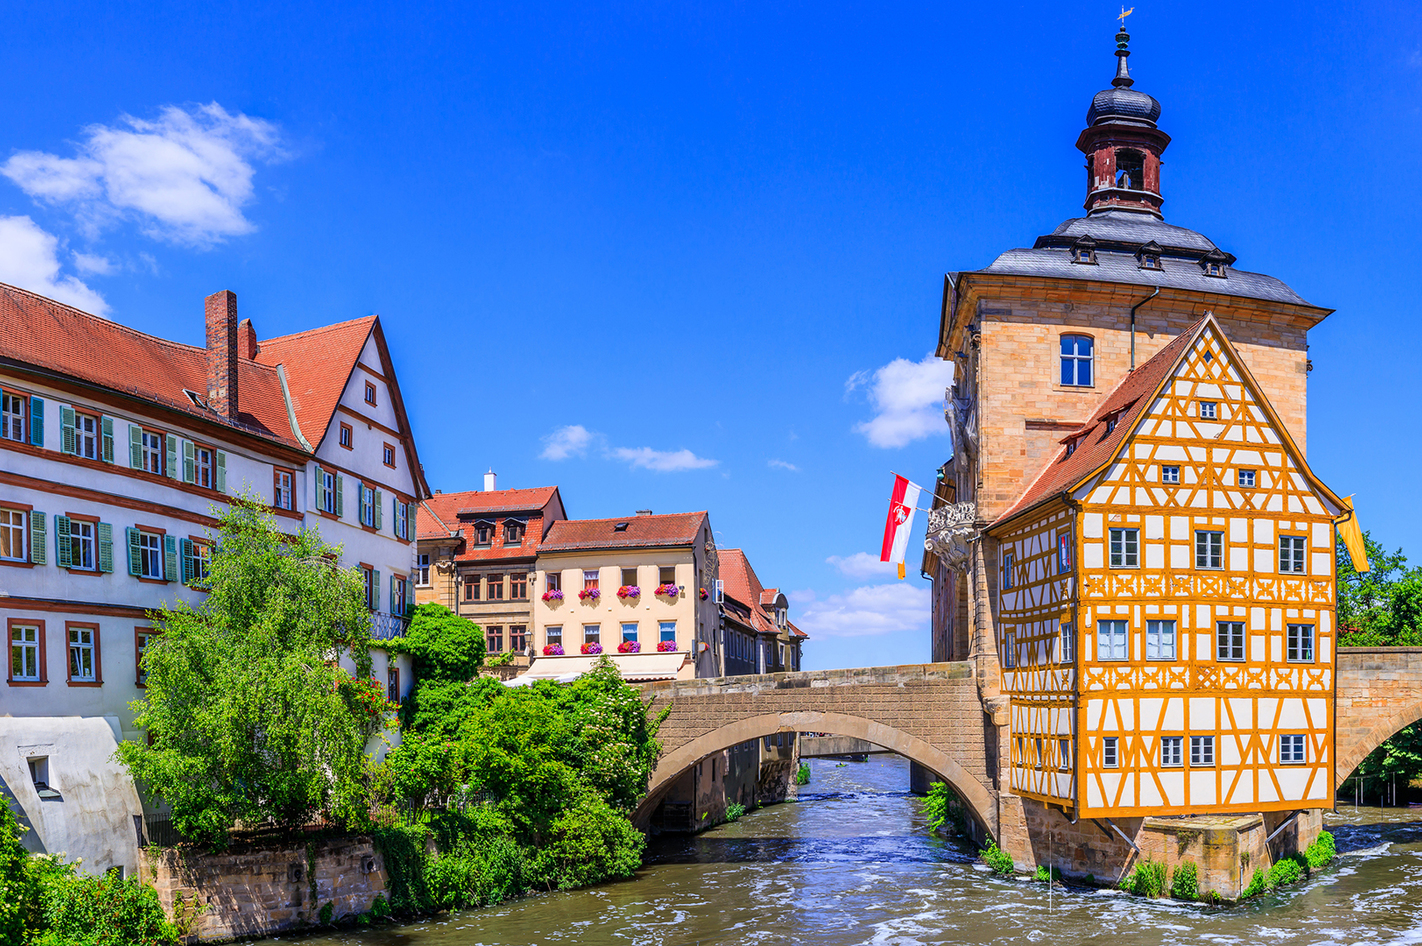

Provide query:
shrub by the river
left=980, top=842, right=1015, bottom=875
left=1305, top=830, right=1336, bottom=869
left=1121, top=859, right=1167, bottom=897
left=1170, top=861, right=1198, bottom=901
left=1239, top=831, right=1335, bottom=900
left=725, top=803, right=746, bottom=823
left=922, top=782, right=966, bottom=836
left=795, top=762, right=811, bottom=785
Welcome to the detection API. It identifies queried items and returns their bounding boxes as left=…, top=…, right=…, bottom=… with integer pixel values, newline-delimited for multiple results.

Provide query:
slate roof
left=540, top=512, right=708, bottom=553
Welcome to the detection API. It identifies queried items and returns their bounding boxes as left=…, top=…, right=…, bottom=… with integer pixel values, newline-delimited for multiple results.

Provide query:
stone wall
left=1336, top=647, right=1422, bottom=785
left=140, top=837, right=387, bottom=942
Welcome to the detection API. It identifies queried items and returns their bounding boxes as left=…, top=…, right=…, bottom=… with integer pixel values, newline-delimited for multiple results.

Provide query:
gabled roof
left=254, top=316, right=376, bottom=449
left=417, top=487, right=561, bottom=539
left=540, top=512, right=707, bottom=553
left=719, top=548, right=802, bottom=639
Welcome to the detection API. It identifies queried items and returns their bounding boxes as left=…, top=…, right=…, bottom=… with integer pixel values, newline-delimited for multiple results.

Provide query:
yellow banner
left=1336, top=496, right=1370, bottom=574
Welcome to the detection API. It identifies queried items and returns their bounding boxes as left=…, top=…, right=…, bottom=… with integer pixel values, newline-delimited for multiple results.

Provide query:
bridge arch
left=635, top=710, right=998, bottom=839
left=1335, top=699, right=1422, bottom=790
left=1335, top=648, right=1422, bottom=790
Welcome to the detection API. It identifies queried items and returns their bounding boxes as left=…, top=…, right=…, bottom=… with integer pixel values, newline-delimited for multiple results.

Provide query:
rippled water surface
left=279, top=756, right=1422, bottom=946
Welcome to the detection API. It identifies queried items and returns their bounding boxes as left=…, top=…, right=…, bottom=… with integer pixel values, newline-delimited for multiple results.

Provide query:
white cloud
left=826, top=552, right=895, bottom=579
left=72, top=252, right=115, bottom=275
left=612, top=447, right=718, bottom=473
left=0, top=216, right=107, bottom=315
left=2, top=103, right=283, bottom=247
left=850, top=354, right=954, bottom=448
left=794, top=582, right=930, bottom=638
left=540, top=424, right=595, bottom=461
left=768, top=459, right=799, bottom=472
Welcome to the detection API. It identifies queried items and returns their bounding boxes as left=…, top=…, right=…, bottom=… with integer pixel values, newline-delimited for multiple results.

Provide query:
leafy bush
left=1266, top=855, right=1304, bottom=889
left=1032, top=865, right=1061, bottom=883
left=391, top=604, right=487, bottom=685
left=795, top=762, right=811, bottom=785
left=1170, top=861, right=1198, bottom=901
left=1242, top=868, right=1268, bottom=899
left=1122, top=859, right=1166, bottom=897
left=29, top=856, right=178, bottom=946
left=318, top=901, right=335, bottom=926
left=0, top=802, right=39, bottom=946
left=922, top=782, right=966, bottom=836
left=980, top=842, right=1014, bottom=875
left=1305, top=830, right=1336, bottom=869
left=725, top=803, right=746, bottom=823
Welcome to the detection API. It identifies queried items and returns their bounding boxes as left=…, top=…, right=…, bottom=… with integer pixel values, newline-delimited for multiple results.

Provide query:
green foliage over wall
left=0, top=802, right=39, bottom=946
left=1121, top=859, right=1167, bottom=897
left=795, top=762, right=811, bottom=786
left=1170, top=861, right=1198, bottom=901
left=922, top=782, right=966, bottom=836
left=1240, top=831, right=1336, bottom=900
left=1337, top=531, right=1422, bottom=647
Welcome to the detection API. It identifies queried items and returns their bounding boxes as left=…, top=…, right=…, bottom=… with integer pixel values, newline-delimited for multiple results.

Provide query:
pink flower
left=617, top=585, right=641, bottom=599
left=618, top=640, right=641, bottom=653
left=543, top=644, right=565, bottom=655
left=657, top=640, right=677, bottom=652
left=582, top=642, right=603, bottom=655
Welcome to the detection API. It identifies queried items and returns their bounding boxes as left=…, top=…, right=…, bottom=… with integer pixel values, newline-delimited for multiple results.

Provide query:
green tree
left=117, top=497, right=382, bottom=848
left=1337, top=531, right=1422, bottom=646
left=0, top=800, right=39, bottom=946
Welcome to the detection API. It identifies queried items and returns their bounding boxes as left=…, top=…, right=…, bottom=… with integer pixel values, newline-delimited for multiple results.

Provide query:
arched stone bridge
left=635, top=648, right=1422, bottom=840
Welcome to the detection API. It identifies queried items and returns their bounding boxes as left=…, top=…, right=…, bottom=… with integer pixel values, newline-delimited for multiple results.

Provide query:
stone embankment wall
left=1336, top=647, right=1422, bottom=785
left=141, top=837, right=387, bottom=942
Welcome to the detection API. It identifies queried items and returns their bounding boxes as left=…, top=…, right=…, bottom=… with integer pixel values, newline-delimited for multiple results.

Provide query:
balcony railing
left=369, top=611, right=411, bottom=641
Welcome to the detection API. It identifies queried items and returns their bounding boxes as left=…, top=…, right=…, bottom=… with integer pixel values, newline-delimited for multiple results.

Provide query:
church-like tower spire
left=1077, top=25, right=1171, bottom=217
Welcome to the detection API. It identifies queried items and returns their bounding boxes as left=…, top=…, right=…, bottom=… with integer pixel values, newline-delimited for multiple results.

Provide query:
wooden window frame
left=1279, top=535, right=1307, bottom=575
left=273, top=468, right=295, bottom=511
left=135, top=626, right=157, bottom=687
left=135, top=425, right=167, bottom=476
left=339, top=422, right=354, bottom=450
left=485, top=625, right=504, bottom=654
left=1102, top=736, right=1119, bottom=768
left=1108, top=528, right=1139, bottom=569
left=509, top=625, right=527, bottom=653
left=1160, top=736, right=1183, bottom=767
left=74, top=410, right=101, bottom=461
left=64, top=621, right=101, bottom=687
left=1238, top=468, right=1257, bottom=488
left=387, top=666, right=401, bottom=704
left=1190, top=735, right=1215, bottom=767
left=463, top=576, right=479, bottom=601
left=359, top=564, right=376, bottom=611
left=416, top=553, right=430, bottom=587
left=473, top=520, right=494, bottom=546
left=132, top=523, right=168, bottom=584
left=186, top=535, right=213, bottom=585
left=1195, top=530, right=1224, bottom=570
left=1280, top=734, right=1307, bottom=765
left=1198, top=400, right=1218, bottom=420
left=1097, top=620, right=1128, bottom=661
left=1286, top=623, right=1315, bottom=664
left=486, top=574, right=505, bottom=601
left=0, top=502, right=32, bottom=566
left=1059, top=622, right=1074, bottom=663
left=509, top=573, right=528, bottom=600
left=1216, top=621, right=1245, bottom=662
left=64, top=512, right=101, bottom=574
left=1, top=389, right=27, bottom=444
left=364, top=381, right=377, bottom=406
left=503, top=519, right=525, bottom=546
left=1161, top=464, right=1180, bottom=484
left=8, top=617, right=46, bottom=686
left=192, top=443, right=215, bottom=490
left=382, top=442, right=396, bottom=469
left=1145, top=619, right=1176, bottom=661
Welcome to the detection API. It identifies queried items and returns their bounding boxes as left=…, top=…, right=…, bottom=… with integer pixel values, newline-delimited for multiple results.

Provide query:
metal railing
left=368, top=611, right=411, bottom=641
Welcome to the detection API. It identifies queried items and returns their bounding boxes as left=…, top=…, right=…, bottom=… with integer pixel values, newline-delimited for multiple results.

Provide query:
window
left=1238, top=469, right=1256, bottom=488
left=658, top=566, right=676, bottom=586
left=1097, top=620, right=1128, bottom=661
left=1204, top=260, right=1226, bottom=277
left=1161, top=736, right=1183, bottom=767
left=360, top=485, right=375, bottom=527
left=1139, top=252, right=1162, bottom=270
left=359, top=566, right=377, bottom=609
left=135, top=630, right=155, bottom=686
left=67, top=624, right=97, bottom=683
left=1058, top=534, right=1072, bottom=573
left=1065, top=439, right=1077, bottom=458
left=1217, top=622, right=1245, bottom=662
left=473, top=520, right=494, bottom=545
left=1, top=391, right=24, bottom=442
left=1001, top=552, right=1014, bottom=590
left=387, top=668, right=400, bottom=703
left=364, top=381, right=377, bottom=405
left=1190, top=736, right=1215, bottom=767
left=1001, top=632, right=1015, bottom=669
left=621, top=622, right=638, bottom=643
left=621, top=567, right=638, bottom=587
left=416, top=554, right=430, bottom=586
left=1280, top=734, right=1306, bottom=765
left=1279, top=536, right=1306, bottom=575
left=274, top=470, right=293, bottom=510
left=546, top=572, right=561, bottom=594
left=181, top=539, right=211, bottom=584
left=1114, top=148, right=1144, bottom=189
left=464, top=576, right=479, bottom=601
left=1195, top=531, right=1223, bottom=569
left=1146, top=620, right=1176, bottom=660
left=1034, top=738, right=1044, bottom=768
left=320, top=470, right=336, bottom=514
left=1109, top=528, right=1139, bottom=568
left=67, top=519, right=96, bottom=571
left=546, top=625, right=563, bottom=648
left=1060, top=335, right=1094, bottom=386
left=1104, top=416, right=1118, bottom=435
left=135, top=530, right=163, bottom=579
left=1060, top=623, right=1074, bottom=662
left=395, top=501, right=409, bottom=540
left=10, top=622, right=42, bottom=682
left=1103, top=737, right=1119, bottom=768
left=504, top=519, right=525, bottom=545
left=583, top=624, right=600, bottom=646
left=0, top=508, right=25, bottom=561
left=337, top=421, right=353, bottom=449
left=1059, top=738, right=1070, bottom=771
left=1199, top=401, right=1217, bottom=420
left=382, top=443, right=395, bottom=468
left=135, top=430, right=160, bottom=475
left=508, top=625, right=527, bottom=653
left=486, top=575, right=504, bottom=601
left=509, top=574, right=528, bottom=600
left=194, top=447, right=213, bottom=489
left=486, top=626, right=503, bottom=654
left=1016, top=737, right=1024, bottom=764
left=1287, top=624, right=1315, bottom=663
left=659, top=621, right=677, bottom=644
left=1162, top=465, right=1180, bottom=484
left=75, top=412, right=98, bottom=459
left=391, top=575, right=408, bottom=616
left=584, top=569, right=600, bottom=590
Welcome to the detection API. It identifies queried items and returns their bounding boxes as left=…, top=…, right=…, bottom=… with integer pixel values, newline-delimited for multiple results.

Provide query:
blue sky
left=2, top=2, right=1419, bottom=669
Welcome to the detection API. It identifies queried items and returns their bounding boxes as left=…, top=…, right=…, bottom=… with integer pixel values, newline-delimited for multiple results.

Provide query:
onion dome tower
left=1077, top=27, right=1170, bottom=217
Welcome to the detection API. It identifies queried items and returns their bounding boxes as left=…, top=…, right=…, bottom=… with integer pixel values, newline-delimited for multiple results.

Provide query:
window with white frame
left=320, top=470, right=336, bottom=513
left=583, top=569, right=599, bottom=590
left=546, top=625, right=563, bottom=647
left=621, top=622, right=638, bottom=643
left=1280, top=734, right=1306, bottom=765
left=1109, top=528, right=1138, bottom=568
left=195, top=447, right=213, bottom=489
left=1161, top=736, right=1183, bottom=767
left=583, top=624, right=600, bottom=645
left=1161, top=465, right=1180, bottom=484
left=76, top=412, right=98, bottom=459
left=1058, top=533, right=1072, bottom=573
left=396, top=501, right=408, bottom=539
left=141, top=430, right=163, bottom=475
left=1097, top=620, right=1128, bottom=661
left=659, top=621, right=676, bottom=643
left=136, top=630, right=155, bottom=686
left=1001, top=552, right=1015, bottom=590
left=1199, top=401, right=1218, bottom=420
left=1217, top=621, right=1245, bottom=662
left=1060, top=335, right=1094, bottom=386
left=416, top=554, right=430, bottom=586
left=1190, top=735, right=1215, bottom=766
left=274, top=470, right=293, bottom=510
left=1279, top=535, right=1306, bottom=574
left=10, top=624, right=41, bottom=681
left=2, top=391, right=25, bottom=442
left=1196, top=531, right=1223, bottom=569
left=137, top=531, right=163, bottom=579
left=1146, top=620, right=1176, bottom=660
left=68, top=520, right=96, bottom=570
left=68, top=625, right=97, bottom=682
left=1102, top=736, right=1119, bottom=768
left=1060, top=622, right=1074, bottom=662
left=392, top=575, right=408, bottom=616
left=1238, top=469, right=1256, bottom=488
left=360, top=485, right=375, bottom=527
left=0, top=508, right=25, bottom=561
left=1287, top=624, right=1315, bottom=663
left=362, top=566, right=377, bottom=610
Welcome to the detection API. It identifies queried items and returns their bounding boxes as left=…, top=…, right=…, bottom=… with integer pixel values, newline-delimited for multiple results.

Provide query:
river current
left=281, top=755, right=1422, bottom=946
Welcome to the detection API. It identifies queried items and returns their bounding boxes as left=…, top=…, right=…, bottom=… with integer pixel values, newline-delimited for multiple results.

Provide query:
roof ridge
left=259, top=314, right=378, bottom=347
left=0, top=281, right=216, bottom=358
left=553, top=511, right=708, bottom=525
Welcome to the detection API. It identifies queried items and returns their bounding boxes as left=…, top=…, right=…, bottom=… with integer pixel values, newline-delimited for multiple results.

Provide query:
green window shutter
left=55, top=515, right=72, bottom=568
left=101, top=416, right=114, bottom=463
left=166, top=434, right=178, bottom=479
left=98, top=522, right=114, bottom=573
left=29, top=512, right=46, bottom=565
left=182, top=440, right=195, bottom=483
left=396, top=500, right=405, bottom=539
left=29, top=397, right=43, bottom=447
left=372, top=569, right=380, bottom=610
left=389, top=574, right=397, bottom=613
left=181, top=539, right=194, bottom=584
left=313, top=464, right=323, bottom=511
left=374, top=489, right=383, bottom=531
left=129, top=425, right=144, bottom=468
left=216, top=451, right=227, bottom=493
left=334, top=474, right=344, bottom=518
left=126, top=527, right=142, bottom=576
left=357, top=484, right=366, bottom=526
left=60, top=406, right=76, bottom=455
left=406, top=580, right=415, bottom=616
left=163, top=534, right=178, bottom=582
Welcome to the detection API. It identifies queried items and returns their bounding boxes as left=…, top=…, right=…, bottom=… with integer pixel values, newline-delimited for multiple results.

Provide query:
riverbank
left=259, top=756, right=1422, bottom=946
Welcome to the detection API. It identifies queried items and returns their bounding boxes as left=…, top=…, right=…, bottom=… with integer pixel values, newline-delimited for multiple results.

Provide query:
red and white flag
left=880, top=474, right=924, bottom=580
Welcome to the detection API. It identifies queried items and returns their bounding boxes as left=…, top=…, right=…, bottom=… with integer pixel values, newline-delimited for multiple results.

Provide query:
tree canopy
left=1337, top=530, right=1422, bottom=647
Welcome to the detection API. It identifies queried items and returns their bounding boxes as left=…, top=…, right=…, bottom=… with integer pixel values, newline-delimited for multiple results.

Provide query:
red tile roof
left=416, top=486, right=565, bottom=562
left=991, top=315, right=1207, bottom=528
left=719, top=548, right=801, bottom=638
left=254, top=316, right=376, bottom=448
left=540, top=512, right=708, bottom=553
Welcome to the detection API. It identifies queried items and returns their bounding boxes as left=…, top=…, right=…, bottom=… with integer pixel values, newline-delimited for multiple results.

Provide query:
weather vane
left=1117, top=6, right=1134, bottom=28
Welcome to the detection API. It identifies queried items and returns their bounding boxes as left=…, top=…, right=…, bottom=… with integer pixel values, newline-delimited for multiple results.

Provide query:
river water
left=283, top=755, right=1422, bottom=946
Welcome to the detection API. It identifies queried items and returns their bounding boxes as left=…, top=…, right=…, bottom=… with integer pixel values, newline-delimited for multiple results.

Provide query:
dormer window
left=1070, top=235, right=1098, bottom=265
left=1065, top=439, right=1077, bottom=458
left=473, top=519, right=495, bottom=545
left=1201, top=249, right=1230, bottom=278
left=1137, top=241, right=1163, bottom=270
left=1104, top=416, right=1117, bottom=435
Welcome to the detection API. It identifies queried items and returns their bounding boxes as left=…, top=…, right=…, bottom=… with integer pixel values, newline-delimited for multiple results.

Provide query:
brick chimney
left=205, top=290, right=239, bottom=420
left=238, top=318, right=258, bottom=359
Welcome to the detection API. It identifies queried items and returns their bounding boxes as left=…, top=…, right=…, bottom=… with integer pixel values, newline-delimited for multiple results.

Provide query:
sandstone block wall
left=1336, top=647, right=1422, bottom=785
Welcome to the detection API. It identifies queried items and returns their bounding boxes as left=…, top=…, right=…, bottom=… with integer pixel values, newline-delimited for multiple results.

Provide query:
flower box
left=618, top=640, right=641, bottom=653
left=699, top=587, right=709, bottom=601
left=578, top=588, right=601, bottom=601
left=657, top=640, right=677, bottom=653
left=542, top=589, right=564, bottom=602
left=617, top=585, right=641, bottom=599
left=542, top=643, right=565, bottom=656
left=582, top=642, right=603, bottom=655
left=656, top=583, right=680, bottom=598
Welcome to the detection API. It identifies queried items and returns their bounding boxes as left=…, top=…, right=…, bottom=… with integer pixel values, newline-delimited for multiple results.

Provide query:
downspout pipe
left=1129, top=287, right=1160, bottom=370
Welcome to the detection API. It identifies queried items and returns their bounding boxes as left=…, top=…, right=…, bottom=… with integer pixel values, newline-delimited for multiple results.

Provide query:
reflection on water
left=274, top=756, right=1422, bottom=946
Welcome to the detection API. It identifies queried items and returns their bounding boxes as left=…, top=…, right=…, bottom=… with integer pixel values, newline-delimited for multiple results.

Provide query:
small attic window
left=1065, top=439, right=1078, bottom=458
left=613, top=522, right=629, bottom=532
left=1105, top=416, right=1118, bottom=435
left=1071, top=235, right=1097, bottom=265
left=1201, top=250, right=1230, bottom=278
left=1137, top=241, right=1163, bottom=271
